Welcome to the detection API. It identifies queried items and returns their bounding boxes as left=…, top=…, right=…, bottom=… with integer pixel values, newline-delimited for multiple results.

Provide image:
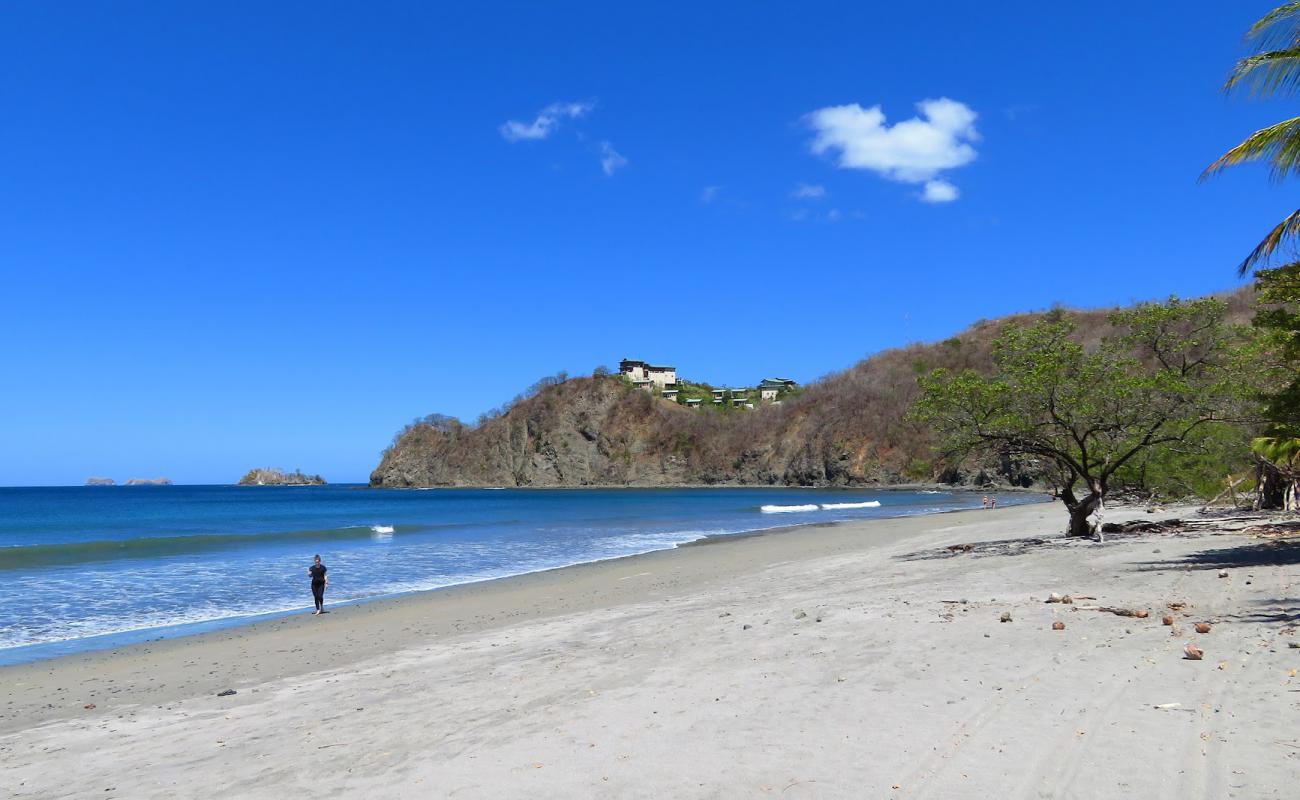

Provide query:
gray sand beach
left=3, top=502, right=1298, bottom=798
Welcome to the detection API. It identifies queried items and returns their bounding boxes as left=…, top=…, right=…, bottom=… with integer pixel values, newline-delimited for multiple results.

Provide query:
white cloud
left=500, top=101, right=626, bottom=176
left=791, top=183, right=826, bottom=199
left=826, top=208, right=843, bottom=221
left=920, top=179, right=959, bottom=203
left=700, top=185, right=721, bottom=203
left=806, top=98, right=978, bottom=201
left=599, top=141, right=627, bottom=176
left=500, top=101, right=594, bottom=142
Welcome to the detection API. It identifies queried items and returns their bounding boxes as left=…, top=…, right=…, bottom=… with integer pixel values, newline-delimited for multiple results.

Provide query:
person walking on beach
left=981, top=495, right=989, bottom=509
left=308, top=554, right=328, bottom=615
left=990, top=495, right=998, bottom=509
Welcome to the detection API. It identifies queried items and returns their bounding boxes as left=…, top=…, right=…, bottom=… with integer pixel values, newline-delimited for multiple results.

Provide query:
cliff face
left=368, top=368, right=993, bottom=489
left=370, top=291, right=1256, bottom=489
left=372, top=379, right=698, bottom=487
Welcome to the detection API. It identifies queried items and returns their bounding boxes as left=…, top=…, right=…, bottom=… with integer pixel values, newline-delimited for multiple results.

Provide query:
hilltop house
left=758, top=378, right=798, bottom=403
left=620, top=359, right=678, bottom=390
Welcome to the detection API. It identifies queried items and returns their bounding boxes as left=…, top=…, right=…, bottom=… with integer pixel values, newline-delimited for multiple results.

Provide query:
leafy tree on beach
left=913, top=298, right=1255, bottom=537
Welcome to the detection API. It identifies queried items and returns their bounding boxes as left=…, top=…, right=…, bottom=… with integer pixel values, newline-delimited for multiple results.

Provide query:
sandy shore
left=3, top=502, right=1298, bottom=798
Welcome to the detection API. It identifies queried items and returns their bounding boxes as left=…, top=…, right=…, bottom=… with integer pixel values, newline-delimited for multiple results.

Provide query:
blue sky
left=0, top=1, right=1292, bottom=485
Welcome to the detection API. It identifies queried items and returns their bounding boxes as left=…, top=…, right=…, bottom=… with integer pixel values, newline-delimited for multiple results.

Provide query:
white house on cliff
left=619, top=359, right=677, bottom=389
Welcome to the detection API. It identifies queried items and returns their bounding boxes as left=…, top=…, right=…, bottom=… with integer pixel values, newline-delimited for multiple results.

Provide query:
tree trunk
left=1064, top=484, right=1103, bottom=537
left=1255, top=459, right=1288, bottom=510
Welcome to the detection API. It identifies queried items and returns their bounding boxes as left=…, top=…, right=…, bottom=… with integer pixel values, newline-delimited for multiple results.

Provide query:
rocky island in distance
left=85, top=477, right=173, bottom=486
left=237, top=468, right=327, bottom=486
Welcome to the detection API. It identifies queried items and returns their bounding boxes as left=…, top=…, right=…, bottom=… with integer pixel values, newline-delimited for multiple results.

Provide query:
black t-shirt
left=309, top=563, right=327, bottom=584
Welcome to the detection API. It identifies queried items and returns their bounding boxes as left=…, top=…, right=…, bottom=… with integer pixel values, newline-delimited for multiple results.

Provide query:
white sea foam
left=820, top=501, right=881, bottom=510
left=370, top=525, right=395, bottom=534
left=760, top=504, right=820, bottom=513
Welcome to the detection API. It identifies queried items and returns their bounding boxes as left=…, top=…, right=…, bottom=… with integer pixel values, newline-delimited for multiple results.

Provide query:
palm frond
left=1202, top=115, right=1300, bottom=181
left=1251, top=434, right=1300, bottom=466
left=1224, top=48, right=1300, bottom=96
left=1247, top=2, right=1300, bottom=49
left=1238, top=208, right=1300, bottom=276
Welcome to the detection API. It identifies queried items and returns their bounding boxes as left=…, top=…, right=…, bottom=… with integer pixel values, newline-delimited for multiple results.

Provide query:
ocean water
left=0, top=485, right=1043, bottom=664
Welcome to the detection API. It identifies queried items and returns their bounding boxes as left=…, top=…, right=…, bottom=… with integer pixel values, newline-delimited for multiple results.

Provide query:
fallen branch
left=1100, top=519, right=1183, bottom=534
left=1076, top=606, right=1150, bottom=618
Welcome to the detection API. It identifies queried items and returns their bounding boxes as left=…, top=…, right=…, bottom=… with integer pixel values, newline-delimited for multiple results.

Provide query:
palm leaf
left=1251, top=434, right=1300, bottom=467
left=1202, top=115, right=1300, bottom=181
left=1247, top=3, right=1300, bottom=47
left=1224, top=48, right=1300, bottom=96
left=1238, top=208, right=1300, bottom=276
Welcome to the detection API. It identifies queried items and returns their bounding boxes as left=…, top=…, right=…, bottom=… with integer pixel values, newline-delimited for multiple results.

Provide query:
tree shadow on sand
left=1226, top=598, right=1300, bottom=626
left=1134, top=539, right=1300, bottom=627
left=1133, top=539, right=1300, bottom=572
left=896, top=529, right=1207, bottom=563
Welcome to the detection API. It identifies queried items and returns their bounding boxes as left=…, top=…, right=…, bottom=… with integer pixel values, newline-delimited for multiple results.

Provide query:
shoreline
left=8, top=501, right=1293, bottom=797
left=1, top=503, right=1040, bottom=734
left=0, top=493, right=1050, bottom=667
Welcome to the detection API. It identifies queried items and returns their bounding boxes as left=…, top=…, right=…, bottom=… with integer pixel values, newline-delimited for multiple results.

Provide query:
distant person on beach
left=990, top=495, right=998, bottom=509
left=981, top=495, right=989, bottom=509
left=308, top=554, right=328, bottom=615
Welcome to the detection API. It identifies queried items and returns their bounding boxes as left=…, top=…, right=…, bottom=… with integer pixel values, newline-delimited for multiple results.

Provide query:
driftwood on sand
left=1074, top=605, right=1150, bottom=618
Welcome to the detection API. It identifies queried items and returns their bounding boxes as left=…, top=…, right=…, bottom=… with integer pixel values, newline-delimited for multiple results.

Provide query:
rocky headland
left=237, top=468, right=326, bottom=486
left=371, top=291, right=1254, bottom=490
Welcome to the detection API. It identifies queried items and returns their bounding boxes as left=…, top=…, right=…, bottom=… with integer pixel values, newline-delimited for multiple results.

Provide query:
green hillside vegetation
left=373, top=289, right=1269, bottom=512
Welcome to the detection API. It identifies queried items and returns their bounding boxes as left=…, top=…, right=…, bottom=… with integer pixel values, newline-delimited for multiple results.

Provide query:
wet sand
left=3, top=501, right=1298, bottom=798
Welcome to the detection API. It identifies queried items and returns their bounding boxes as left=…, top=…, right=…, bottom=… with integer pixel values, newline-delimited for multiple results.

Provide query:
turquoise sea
left=0, top=485, right=1045, bottom=664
